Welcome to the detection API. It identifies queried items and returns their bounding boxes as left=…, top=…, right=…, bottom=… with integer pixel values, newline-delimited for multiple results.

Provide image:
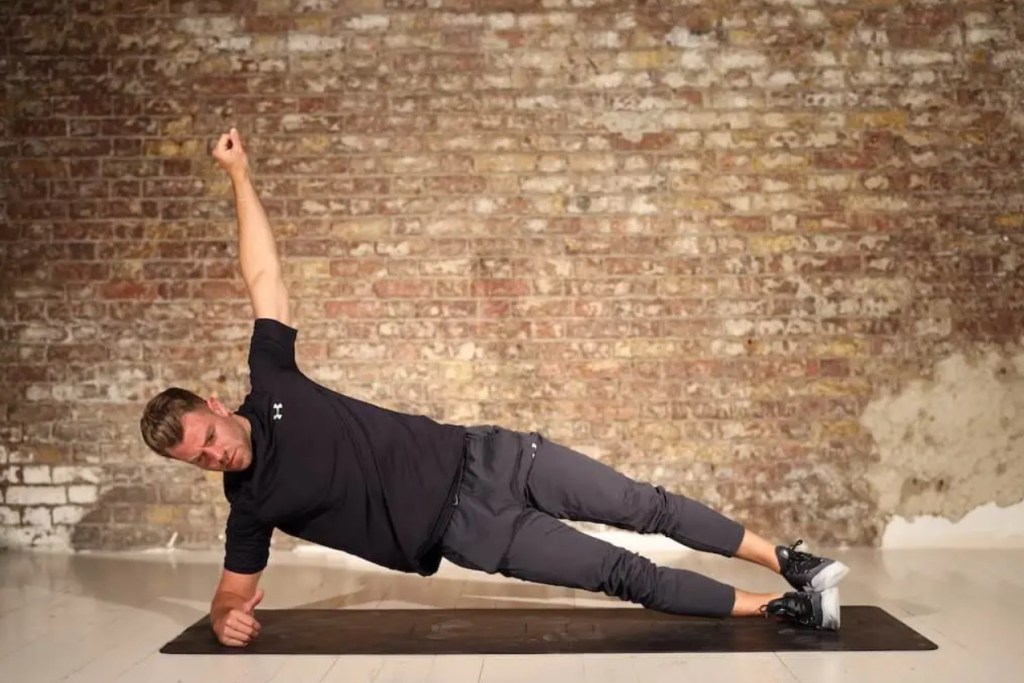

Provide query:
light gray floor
left=0, top=545, right=1019, bottom=683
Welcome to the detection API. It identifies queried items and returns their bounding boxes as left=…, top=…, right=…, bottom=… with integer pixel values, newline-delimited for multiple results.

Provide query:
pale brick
left=0, top=466, right=19, bottom=484
left=966, top=27, right=1012, bottom=45
left=23, top=506, right=52, bottom=529
left=68, top=486, right=98, bottom=504
left=26, top=385, right=50, bottom=401
left=714, top=50, right=769, bottom=71
left=516, top=93, right=565, bottom=110
left=0, top=507, right=19, bottom=525
left=537, top=155, right=567, bottom=172
left=486, top=13, right=514, bottom=30
left=6, top=486, right=66, bottom=506
left=474, top=154, right=537, bottom=173
left=517, top=12, right=575, bottom=29
left=617, top=50, right=665, bottom=70
left=893, top=50, right=955, bottom=67
left=806, top=174, right=856, bottom=192
left=521, top=176, right=569, bottom=193
left=666, top=27, right=714, bottom=49
left=22, top=465, right=51, bottom=484
left=568, top=154, right=616, bottom=172
left=0, top=528, right=35, bottom=548
left=178, top=16, right=242, bottom=37
left=662, top=70, right=716, bottom=88
left=588, top=30, right=622, bottom=50
left=287, top=33, right=344, bottom=53
left=0, top=526, right=70, bottom=550
left=343, top=15, right=389, bottom=31
left=51, top=466, right=102, bottom=484
left=585, top=73, right=622, bottom=89
left=53, top=505, right=87, bottom=525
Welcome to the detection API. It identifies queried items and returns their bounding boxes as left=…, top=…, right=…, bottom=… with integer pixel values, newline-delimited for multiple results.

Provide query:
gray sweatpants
left=439, top=425, right=746, bottom=618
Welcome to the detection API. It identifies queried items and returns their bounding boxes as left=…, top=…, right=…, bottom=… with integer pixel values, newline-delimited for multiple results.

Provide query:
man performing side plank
left=140, top=129, right=848, bottom=648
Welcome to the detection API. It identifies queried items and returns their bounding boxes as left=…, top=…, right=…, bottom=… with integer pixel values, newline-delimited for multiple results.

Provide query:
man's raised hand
left=212, top=128, right=250, bottom=182
left=213, top=588, right=264, bottom=647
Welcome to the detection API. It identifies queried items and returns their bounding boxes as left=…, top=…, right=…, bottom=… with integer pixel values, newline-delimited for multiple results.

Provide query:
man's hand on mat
left=212, top=127, right=249, bottom=182
left=214, top=588, right=264, bottom=647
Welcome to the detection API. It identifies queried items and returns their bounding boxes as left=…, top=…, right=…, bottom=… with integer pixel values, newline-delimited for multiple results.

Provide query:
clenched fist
left=213, top=588, right=263, bottom=647
left=212, top=128, right=250, bottom=182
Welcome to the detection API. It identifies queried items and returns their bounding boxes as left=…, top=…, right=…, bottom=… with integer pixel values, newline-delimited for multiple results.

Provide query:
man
left=140, top=129, right=848, bottom=648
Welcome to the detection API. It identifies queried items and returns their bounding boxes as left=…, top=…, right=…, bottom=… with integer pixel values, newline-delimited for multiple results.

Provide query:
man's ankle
left=731, top=589, right=785, bottom=617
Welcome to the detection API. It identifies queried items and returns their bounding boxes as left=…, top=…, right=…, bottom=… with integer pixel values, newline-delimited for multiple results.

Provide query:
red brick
left=324, top=301, right=383, bottom=318
left=470, top=279, right=531, bottom=297
left=51, top=262, right=110, bottom=281
left=143, top=178, right=205, bottom=198
left=10, top=178, right=49, bottom=200
left=51, top=180, right=108, bottom=200
left=9, top=202, right=69, bottom=220
left=194, top=281, right=247, bottom=300
left=373, top=279, right=434, bottom=298
left=142, top=261, right=204, bottom=280
left=12, top=117, right=67, bottom=136
left=424, top=176, right=488, bottom=193
left=98, top=281, right=161, bottom=300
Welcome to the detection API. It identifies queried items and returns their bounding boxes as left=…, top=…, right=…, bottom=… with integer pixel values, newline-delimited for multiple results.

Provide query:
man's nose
left=203, top=446, right=227, bottom=464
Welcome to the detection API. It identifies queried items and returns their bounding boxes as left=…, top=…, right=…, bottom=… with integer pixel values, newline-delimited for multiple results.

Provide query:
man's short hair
left=140, top=387, right=206, bottom=457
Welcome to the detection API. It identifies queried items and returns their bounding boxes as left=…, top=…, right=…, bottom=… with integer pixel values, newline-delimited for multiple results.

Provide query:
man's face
left=166, top=397, right=252, bottom=472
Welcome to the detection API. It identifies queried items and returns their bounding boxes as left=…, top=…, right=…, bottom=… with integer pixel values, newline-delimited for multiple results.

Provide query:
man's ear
left=206, top=395, right=229, bottom=417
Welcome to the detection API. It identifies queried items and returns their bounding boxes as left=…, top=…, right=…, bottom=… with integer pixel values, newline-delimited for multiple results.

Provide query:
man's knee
left=600, top=550, right=659, bottom=604
left=623, top=483, right=676, bottom=534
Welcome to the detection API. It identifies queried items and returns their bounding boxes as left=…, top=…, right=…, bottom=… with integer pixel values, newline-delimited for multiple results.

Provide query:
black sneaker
left=777, top=539, right=850, bottom=592
left=761, top=588, right=841, bottom=631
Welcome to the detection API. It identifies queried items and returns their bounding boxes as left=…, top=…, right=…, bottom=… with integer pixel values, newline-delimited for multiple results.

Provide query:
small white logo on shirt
left=272, top=403, right=283, bottom=420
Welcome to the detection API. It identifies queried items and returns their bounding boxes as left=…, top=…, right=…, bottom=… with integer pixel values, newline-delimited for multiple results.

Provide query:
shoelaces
left=783, top=539, right=820, bottom=573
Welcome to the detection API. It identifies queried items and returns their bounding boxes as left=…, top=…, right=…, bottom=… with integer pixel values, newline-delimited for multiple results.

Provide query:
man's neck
left=232, top=412, right=252, bottom=439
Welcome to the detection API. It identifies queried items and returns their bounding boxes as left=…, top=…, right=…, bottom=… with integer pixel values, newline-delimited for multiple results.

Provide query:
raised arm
left=212, top=129, right=292, bottom=327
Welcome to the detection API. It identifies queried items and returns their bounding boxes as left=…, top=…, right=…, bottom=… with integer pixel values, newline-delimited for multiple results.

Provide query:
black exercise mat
left=161, top=606, right=937, bottom=654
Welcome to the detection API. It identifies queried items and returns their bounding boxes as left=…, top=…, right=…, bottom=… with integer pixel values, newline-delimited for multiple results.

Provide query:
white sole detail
left=809, top=561, right=850, bottom=592
left=820, top=586, right=841, bottom=630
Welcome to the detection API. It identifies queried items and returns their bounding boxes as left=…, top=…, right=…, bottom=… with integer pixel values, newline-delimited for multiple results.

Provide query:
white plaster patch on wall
left=0, top=525, right=71, bottom=550
left=862, top=346, right=1024, bottom=538
left=882, top=500, right=1024, bottom=547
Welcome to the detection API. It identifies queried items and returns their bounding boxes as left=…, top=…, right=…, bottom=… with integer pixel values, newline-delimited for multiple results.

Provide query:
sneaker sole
left=820, top=586, right=841, bottom=630
left=809, top=561, right=850, bottom=592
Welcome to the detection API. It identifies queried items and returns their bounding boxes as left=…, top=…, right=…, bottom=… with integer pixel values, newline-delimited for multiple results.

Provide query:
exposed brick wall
left=1, top=0, right=1022, bottom=552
